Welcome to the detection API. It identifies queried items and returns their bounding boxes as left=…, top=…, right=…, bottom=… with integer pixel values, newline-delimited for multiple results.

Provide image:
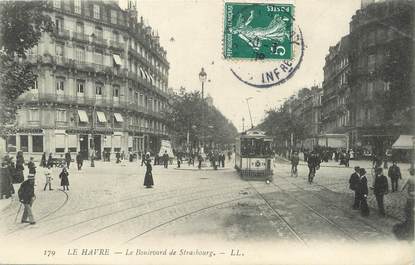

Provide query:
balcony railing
left=72, top=32, right=90, bottom=43
left=54, top=29, right=70, bottom=40
left=91, top=36, right=107, bottom=47
left=109, top=40, right=124, bottom=50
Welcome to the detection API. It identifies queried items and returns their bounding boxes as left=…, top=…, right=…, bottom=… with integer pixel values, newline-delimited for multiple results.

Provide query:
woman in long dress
left=59, top=167, right=70, bottom=191
left=143, top=153, right=154, bottom=188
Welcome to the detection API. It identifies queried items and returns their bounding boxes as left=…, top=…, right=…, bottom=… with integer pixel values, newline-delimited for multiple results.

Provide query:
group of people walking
left=349, top=162, right=404, bottom=217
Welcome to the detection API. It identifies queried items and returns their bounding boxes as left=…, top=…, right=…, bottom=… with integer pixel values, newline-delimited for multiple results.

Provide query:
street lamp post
left=199, top=68, right=207, bottom=152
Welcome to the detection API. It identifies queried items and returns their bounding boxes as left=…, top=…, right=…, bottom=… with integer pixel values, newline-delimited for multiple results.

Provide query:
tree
left=0, top=1, right=53, bottom=138
left=165, top=90, right=238, bottom=151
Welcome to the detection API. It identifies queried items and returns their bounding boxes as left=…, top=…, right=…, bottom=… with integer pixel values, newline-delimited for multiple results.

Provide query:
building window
left=93, top=4, right=100, bottom=19
left=368, top=54, right=376, bottom=72
left=55, top=17, right=63, bottom=32
left=96, top=83, right=103, bottom=95
left=29, top=109, right=39, bottom=121
left=76, top=22, right=84, bottom=34
left=77, top=80, right=85, bottom=94
left=94, top=26, right=103, bottom=39
left=134, top=92, right=139, bottom=103
left=6, top=135, right=16, bottom=152
left=55, top=43, right=64, bottom=59
left=75, top=46, right=85, bottom=62
left=20, top=135, right=29, bottom=152
left=113, top=85, right=119, bottom=97
left=56, top=78, right=65, bottom=93
left=74, top=0, right=81, bottom=14
left=53, top=0, right=61, bottom=9
left=32, top=135, right=44, bottom=153
left=56, top=109, right=67, bottom=122
left=94, top=50, right=103, bottom=65
left=111, top=10, right=117, bottom=24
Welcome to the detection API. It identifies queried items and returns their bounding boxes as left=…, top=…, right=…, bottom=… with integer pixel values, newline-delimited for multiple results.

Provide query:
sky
left=120, top=0, right=361, bottom=131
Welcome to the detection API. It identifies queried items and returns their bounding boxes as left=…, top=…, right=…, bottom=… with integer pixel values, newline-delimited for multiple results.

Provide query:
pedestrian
left=43, top=166, right=53, bottom=191
left=90, top=148, right=95, bottom=167
left=47, top=153, right=53, bottom=168
left=349, top=166, right=361, bottom=209
left=27, top=157, right=37, bottom=186
left=393, top=168, right=414, bottom=241
left=65, top=151, right=71, bottom=169
left=373, top=167, right=389, bottom=216
left=116, top=151, right=121, bottom=164
left=177, top=153, right=181, bottom=168
left=18, top=174, right=36, bottom=224
left=307, top=151, right=320, bottom=183
left=162, top=151, right=169, bottom=168
left=59, top=166, right=70, bottom=191
left=198, top=153, right=203, bottom=169
left=388, top=161, right=402, bottom=192
left=291, top=152, right=299, bottom=177
left=358, top=168, right=370, bottom=217
left=76, top=152, right=83, bottom=170
left=40, top=152, right=47, bottom=168
left=15, top=151, right=25, bottom=183
left=141, top=152, right=145, bottom=166
left=129, top=151, right=133, bottom=162
left=0, top=160, right=14, bottom=199
left=121, top=150, right=125, bottom=160
left=221, top=153, right=225, bottom=168
left=143, top=152, right=154, bottom=188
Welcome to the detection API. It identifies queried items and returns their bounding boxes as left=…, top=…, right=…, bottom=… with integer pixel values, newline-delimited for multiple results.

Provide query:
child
left=59, top=166, right=69, bottom=191
left=43, top=166, right=53, bottom=191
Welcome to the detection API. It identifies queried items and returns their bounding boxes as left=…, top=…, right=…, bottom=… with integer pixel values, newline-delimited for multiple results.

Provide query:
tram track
left=67, top=188, right=254, bottom=244
left=278, top=175, right=397, bottom=236
left=123, top=196, right=247, bottom=244
left=33, top=177, right=245, bottom=223
left=4, top=189, right=69, bottom=236
left=269, top=180, right=358, bottom=242
left=34, top=183, right=251, bottom=240
left=246, top=182, right=307, bottom=245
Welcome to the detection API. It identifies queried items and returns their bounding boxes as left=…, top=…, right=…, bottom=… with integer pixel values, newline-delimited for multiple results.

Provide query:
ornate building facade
left=8, top=0, right=170, bottom=159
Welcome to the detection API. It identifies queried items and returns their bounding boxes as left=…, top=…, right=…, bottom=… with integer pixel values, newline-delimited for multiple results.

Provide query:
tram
left=235, top=129, right=273, bottom=181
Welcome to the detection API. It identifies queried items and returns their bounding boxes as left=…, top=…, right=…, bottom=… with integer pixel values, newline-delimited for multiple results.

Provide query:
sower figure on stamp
left=388, top=161, right=402, bottom=192
left=373, top=167, right=389, bottom=216
left=349, top=166, right=361, bottom=209
left=143, top=152, right=154, bottom=188
left=18, top=174, right=36, bottom=224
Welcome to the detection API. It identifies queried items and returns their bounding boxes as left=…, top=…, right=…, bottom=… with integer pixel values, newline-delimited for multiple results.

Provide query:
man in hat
left=373, top=167, right=389, bottom=216
left=388, top=161, right=402, bottom=192
left=18, top=174, right=36, bottom=224
left=349, top=166, right=361, bottom=209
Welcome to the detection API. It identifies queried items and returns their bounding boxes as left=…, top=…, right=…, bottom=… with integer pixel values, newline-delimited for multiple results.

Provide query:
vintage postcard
left=0, top=0, right=413, bottom=264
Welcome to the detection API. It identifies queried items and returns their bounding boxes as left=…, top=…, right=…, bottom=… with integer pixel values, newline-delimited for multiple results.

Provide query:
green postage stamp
left=224, top=2, right=293, bottom=60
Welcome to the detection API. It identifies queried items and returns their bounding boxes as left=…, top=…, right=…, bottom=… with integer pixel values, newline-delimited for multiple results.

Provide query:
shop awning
left=114, top=113, right=124, bottom=122
left=149, top=73, right=154, bottom=84
left=392, top=135, right=415, bottom=150
left=113, top=54, right=122, bottom=66
left=77, top=110, right=89, bottom=123
left=143, top=70, right=150, bottom=80
left=139, top=68, right=145, bottom=78
left=96, top=111, right=107, bottom=123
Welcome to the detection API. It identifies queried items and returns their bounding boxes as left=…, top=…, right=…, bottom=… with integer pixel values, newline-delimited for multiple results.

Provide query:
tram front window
left=241, top=138, right=271, bottom=157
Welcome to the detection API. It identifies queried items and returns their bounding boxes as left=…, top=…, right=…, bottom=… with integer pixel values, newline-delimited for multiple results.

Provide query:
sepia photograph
left=0, top=0, right=413, bottom=264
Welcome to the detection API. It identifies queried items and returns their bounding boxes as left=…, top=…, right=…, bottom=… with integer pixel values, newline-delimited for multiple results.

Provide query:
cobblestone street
left=0, top=157, right=411, bottom=247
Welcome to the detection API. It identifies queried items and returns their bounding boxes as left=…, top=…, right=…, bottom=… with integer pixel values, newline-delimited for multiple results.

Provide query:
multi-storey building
left=8, top=0, right=170, bottom=159
left=321, top=35, right=351, bottom=139
left=348, top=0, right=414, bottom=155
